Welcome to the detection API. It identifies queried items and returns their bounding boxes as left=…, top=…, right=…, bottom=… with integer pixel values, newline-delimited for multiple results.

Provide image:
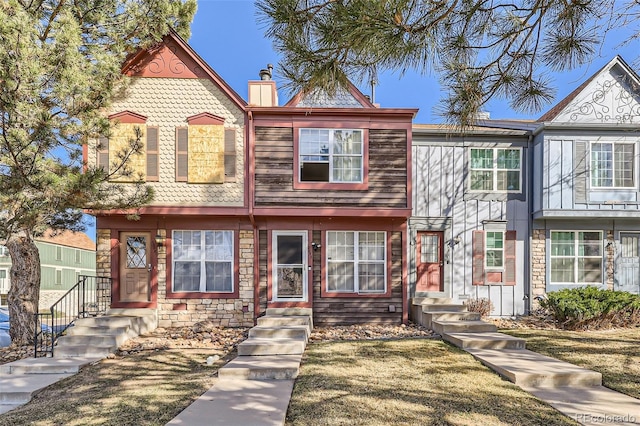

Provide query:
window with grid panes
left=469, top=148, right=521, bottom=192
left=299, top=129, right=363, bottom=183
left=326, top=231, right=386, bottom=293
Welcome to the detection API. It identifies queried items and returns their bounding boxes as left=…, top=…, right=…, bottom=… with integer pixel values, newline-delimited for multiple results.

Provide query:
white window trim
left=326, top=231, right=387, bottom=294
left=299, top=128, right=364, bottom=183
left=55, top=246, right=62, bottom=261
left=550, top=230, right=603, bottom=285
left=469, top=147, right=522, bottom=193
left=55, top=269, right=63, bottom=286
left=485, top=231, right=504, bottom=271
left=172, top=230, right=235, bottom=293
left=590, top=141, right=636, bottom=189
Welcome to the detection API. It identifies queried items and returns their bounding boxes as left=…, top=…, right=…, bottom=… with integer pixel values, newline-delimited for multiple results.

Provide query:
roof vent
left=259, top=64, right=273, bottom=81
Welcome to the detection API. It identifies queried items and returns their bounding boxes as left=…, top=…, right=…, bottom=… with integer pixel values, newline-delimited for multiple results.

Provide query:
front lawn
left=286, top=338, right=577, bottom=426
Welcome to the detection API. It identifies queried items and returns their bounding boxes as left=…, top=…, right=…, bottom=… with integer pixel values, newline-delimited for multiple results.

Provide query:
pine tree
left=0, top=0, right=196, bottom=345
left=257, top=0, right=637, bottom=127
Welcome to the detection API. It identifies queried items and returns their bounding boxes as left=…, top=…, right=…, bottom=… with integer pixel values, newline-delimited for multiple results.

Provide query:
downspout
left=248, top=110, right=260, bottom=324
left=525, top=132, right=533, bottom=315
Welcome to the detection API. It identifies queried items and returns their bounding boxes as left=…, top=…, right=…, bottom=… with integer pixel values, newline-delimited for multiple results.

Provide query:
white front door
left=272, top=231, right=308, bottom=302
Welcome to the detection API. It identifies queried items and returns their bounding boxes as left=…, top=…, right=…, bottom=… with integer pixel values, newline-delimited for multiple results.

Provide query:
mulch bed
left=0, top=316, right=549, bottom=366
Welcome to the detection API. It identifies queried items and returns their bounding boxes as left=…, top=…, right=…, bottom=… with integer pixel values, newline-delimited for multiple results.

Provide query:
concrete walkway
left=413, top=297, right=640, bottom=425
left=166, top=308, right=312, bottom=426
left=0, top=357, right=100, bottom=414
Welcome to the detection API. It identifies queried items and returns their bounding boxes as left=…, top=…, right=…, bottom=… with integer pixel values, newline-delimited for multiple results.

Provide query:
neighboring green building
left=0, top=231, right=96, bottom=309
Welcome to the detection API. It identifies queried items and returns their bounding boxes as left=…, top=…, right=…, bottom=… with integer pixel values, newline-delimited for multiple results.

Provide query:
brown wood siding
left=254, top=127, right=407, bottom=208
left=258, top=230, right=268, bottom=316
left=312, top=231, right=403, bottom=325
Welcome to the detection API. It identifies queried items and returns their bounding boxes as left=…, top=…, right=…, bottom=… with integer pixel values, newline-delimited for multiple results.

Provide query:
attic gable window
left=591, top=142, right=635, bottom=188
left=299, top=129, right=363, bottom=183
left=469, top=148, right=521, bottom=192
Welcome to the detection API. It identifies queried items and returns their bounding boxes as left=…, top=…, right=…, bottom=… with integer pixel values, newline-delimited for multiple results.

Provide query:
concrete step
left=424, top=311, right=481, bottom=328
left=431, top=320, right=497, bottom=334
left=422, top=304, right=467, bottom=313
left=412, top=297, right=453, bottom=305
left=53, top=343, right=117, bottom=358
left=107, top=309, right=158, bottom=334
left=237, top=337, right=306, bottom=356
left=218, top=354, right=302, bottom=380
left=256, top=315, right=312, bottom=331
left=265, top=308, right=313, bottom=317
left=467, top=348, right=603, bottom=388
left=248, top=326, right=310, bottom=341
left=0, top=373, right=72, bottom=403
left=55, top=333, right=129, bottom=348
left=73, top=316, right=135, bottom=328
left=0, top=357, right=100, bottom=375
left=66, top=324, right=131, bottom=337
left=443, top=332, right=526, bottom=350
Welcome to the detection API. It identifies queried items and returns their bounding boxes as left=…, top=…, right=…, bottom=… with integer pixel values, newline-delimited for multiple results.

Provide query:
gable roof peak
left=121, top=30, right=247, bottom=110
left=285, top=80, right=377, bottom=109
left=538, top=55, right=640, bottom=123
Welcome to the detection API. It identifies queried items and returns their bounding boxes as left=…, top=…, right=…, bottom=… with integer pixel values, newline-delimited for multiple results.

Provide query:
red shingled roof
left=36, top=230, right=96, bottom=251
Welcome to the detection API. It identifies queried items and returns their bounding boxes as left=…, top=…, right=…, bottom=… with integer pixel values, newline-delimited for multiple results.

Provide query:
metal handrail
left=34, top=275, right=112, bottom=357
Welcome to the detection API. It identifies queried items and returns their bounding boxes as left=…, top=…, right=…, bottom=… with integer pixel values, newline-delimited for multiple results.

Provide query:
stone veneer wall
left=156, top=229, right=255, bottom=328
left=606, top=230, right=614, bottom=290
left=531, top=229, right=616, bottom=308
left=96, top=229, right=112, bottom=308
left=531, top=229, right=546, bottom=308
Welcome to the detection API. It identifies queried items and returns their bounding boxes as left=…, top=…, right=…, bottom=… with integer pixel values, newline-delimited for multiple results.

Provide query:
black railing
left=34, top=275, right=112, bottom=357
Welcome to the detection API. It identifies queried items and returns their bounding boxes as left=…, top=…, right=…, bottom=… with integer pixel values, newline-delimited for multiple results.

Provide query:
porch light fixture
left=311, top=242, right=321, bottom=251
left=155, top=234, right=166, bottom=247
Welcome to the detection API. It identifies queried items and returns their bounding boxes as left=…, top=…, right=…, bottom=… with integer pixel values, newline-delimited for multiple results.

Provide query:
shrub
left=538, top=286, right=640, bottom=330
left=465, top=298, right=494, bottom=317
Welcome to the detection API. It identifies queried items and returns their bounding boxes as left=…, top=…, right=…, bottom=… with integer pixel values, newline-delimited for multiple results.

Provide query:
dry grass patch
left=501, top=327, right=640, bottom=399
left=0, top=348, right=230, bottom=426
left=287, top=338, right=577, bottom=426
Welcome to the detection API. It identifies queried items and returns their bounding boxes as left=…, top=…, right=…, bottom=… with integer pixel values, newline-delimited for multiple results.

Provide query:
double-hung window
left=172, top=230, right=234, bottom=293
left=299, top=129, right=363, bottom=183
left=550, top=231, right=602, bottom=284
left=469, top=148, right=521, bottom=192
left=326, top=231, right=386, bottom=294
left=591, top=142, right=634, bottom=188
left=485, top=231, right=504, bottom=269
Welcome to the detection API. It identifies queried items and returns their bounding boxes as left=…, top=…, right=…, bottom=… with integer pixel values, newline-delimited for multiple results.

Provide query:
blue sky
left=84, top=0, right=639, bottom=240
left=189, top=0, right=639, bottom=123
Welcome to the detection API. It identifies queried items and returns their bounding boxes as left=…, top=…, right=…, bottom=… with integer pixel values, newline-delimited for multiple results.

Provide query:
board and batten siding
left=411, top=143, right=529, bottom=316
left=536, top=134, right=640, bottom=213
left=254, top=127, right=407, bottom=208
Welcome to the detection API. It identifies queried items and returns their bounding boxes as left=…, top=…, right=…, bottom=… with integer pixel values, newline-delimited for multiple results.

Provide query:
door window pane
left=126, top=236, right=147, bottom=268
left=421, top=235, right=439, bottom=263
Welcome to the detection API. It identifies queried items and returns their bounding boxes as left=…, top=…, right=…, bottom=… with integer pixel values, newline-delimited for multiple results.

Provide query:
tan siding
left=89, top=77, right=245, bottom=206
left=254, top=127, right=408, bottom=208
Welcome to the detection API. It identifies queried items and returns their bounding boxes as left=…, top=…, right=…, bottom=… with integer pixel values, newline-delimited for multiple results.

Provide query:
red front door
left=416, top=231, right=444, bottom=292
